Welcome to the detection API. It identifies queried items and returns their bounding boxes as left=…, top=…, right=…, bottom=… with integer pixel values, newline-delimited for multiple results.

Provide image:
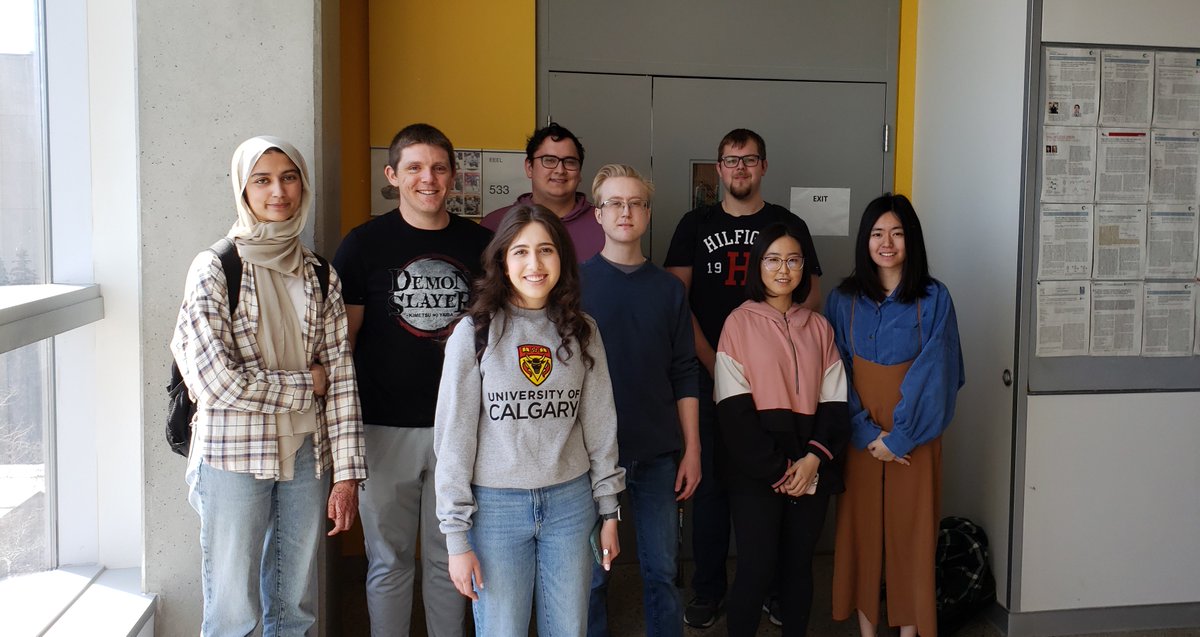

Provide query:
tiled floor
left=332, top=554, right=1199, bottom=636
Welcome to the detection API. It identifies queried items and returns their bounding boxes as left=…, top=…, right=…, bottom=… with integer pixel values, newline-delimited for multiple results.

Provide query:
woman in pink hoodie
left=713, top=222, right=850, bottom=636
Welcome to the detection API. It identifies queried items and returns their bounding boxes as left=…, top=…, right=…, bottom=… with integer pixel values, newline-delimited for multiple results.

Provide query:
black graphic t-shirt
left=334, top=209, right=493, bottom=427
left=663, top=202, right=822, bottom=350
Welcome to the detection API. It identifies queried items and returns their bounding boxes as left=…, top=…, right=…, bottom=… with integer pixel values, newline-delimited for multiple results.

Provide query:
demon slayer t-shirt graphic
left=387, top=256, right=472, bottom=337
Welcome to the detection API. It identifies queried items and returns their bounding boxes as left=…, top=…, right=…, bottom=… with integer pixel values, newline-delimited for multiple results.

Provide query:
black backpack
left=936, top=516, right=997, bottom=636
left=165, top=238, right=329, bottom=457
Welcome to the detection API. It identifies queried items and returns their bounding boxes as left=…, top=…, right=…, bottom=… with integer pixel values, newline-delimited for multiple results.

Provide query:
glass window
left=0, top=340, right=52, bottom=579
left=0, top=0, right=53, bottom=581
left=0, top=0, right=48, bottom=286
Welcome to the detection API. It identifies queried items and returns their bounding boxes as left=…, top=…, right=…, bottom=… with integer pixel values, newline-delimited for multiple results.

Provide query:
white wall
left=1022, top=393, right=1200, bottom=611
left=1014, top=0, right=1200, bottom=614
left=1043, top=0, right=1200, bottom=48
left=912, top=0, right=1027, bottom=606
left=136, top=2, right=319, bottom=633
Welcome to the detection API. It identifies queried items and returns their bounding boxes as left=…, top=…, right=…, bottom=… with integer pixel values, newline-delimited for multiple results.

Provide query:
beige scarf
left=228, top=136, right=317, bottom=480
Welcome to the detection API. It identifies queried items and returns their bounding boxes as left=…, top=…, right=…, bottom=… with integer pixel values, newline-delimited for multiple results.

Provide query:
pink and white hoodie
left=714, top=300, right=850, bottom=493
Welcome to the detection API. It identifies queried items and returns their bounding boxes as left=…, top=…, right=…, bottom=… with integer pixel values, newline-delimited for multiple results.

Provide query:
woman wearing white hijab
left=171, top=136, right=367, bottom=636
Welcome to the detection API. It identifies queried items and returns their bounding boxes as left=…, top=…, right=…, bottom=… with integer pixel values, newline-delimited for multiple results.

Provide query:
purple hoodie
left=480, top=192, right=602, bottom=262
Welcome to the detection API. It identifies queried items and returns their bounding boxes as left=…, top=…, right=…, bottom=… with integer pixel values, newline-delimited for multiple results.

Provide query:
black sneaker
left=684, top=596, right=720, bottom=628
left=762, top=595, right=783, bottom=626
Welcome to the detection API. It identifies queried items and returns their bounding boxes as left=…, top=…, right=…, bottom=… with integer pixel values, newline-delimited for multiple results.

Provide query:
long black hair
left=838, top=193, right=932, bottom=303
left=745, top=222, right=812, bottom=306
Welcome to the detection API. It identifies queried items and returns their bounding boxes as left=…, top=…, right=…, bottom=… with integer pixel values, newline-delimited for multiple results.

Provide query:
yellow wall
left=895, top=0, right=917, bottom=198
left=367, top=1, right=536, bottom=150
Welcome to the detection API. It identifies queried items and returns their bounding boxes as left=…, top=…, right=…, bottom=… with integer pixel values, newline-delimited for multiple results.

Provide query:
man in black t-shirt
left=664, top=128, right=822, bottom=629
left=334, top=123, right=491, bottom=637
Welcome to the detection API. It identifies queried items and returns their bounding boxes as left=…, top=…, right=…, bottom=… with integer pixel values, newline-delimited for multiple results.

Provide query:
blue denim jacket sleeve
left=881, top=282, right=965, bottom=457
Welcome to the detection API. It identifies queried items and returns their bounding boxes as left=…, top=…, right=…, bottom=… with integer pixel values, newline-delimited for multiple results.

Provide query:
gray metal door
left=650, top=76, right=888, bottom=284
left=546, top=72, right=654, bottom=252
left=546, top=73, right=888, bottom=282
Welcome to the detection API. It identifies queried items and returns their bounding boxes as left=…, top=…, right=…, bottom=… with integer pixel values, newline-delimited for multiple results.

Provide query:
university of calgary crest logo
left=518, top=344, right=553, bottom=386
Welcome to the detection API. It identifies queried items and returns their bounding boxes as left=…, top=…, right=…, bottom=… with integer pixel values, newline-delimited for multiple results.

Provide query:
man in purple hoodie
left=479, top=122, right=603, bottom=261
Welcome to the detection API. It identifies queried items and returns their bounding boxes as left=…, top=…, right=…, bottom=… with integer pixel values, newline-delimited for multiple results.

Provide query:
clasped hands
left=774, top=453, right=820, bottom=497
left=867, top=431, right=911, bottom=465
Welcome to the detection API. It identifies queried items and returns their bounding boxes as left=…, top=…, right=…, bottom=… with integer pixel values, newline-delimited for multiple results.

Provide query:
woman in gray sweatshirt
left=434, top=204, right=625, bottom=637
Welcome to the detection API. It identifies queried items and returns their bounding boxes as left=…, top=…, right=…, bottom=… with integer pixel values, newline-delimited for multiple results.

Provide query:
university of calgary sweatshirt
left=434, top=305, right=625, bottom=555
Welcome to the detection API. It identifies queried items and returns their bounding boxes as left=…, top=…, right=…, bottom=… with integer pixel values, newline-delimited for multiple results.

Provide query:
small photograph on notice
left=457, top=150, right=482, bottom=172
left=463, top=172, right=481, bottom=193
left=446, top=195, right=466, bottom=216
left=461, top=194, right=481, bottom=218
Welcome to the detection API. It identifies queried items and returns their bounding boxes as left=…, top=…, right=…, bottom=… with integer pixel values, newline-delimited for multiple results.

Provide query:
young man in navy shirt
left=581, top=164, right=700, bottom=637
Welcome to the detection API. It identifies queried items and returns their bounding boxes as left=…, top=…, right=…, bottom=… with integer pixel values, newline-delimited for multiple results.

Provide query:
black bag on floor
left=936, top=516, right=996, bottom=636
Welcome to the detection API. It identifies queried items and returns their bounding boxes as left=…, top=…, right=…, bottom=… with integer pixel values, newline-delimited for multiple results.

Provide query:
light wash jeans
left=192, top=438, right=328, bottom=637
left=588, top=453, right=683, bottom=637
left=469, top=472, right=595, bottom=637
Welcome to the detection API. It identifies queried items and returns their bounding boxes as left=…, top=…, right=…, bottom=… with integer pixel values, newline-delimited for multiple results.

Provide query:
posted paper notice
left=789, top=187, right=850, bottom=237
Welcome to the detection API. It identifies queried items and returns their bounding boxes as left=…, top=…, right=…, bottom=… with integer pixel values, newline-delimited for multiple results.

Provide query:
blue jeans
left=588, top=454, right=683, bottom=637
left=469, top=473, right=595, bottom=637
left=193, top=438, right=328, bottom=637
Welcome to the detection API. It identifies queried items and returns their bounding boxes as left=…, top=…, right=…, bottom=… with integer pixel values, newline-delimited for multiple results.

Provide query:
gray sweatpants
left=358, top=425, right=466, bottom=637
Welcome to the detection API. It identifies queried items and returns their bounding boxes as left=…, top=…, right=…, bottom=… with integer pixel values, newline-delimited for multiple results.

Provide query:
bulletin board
left=1027, top=45, right=1200, bottom=392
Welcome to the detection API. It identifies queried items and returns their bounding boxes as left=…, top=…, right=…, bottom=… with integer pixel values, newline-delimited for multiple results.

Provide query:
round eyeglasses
left=761, top=256, right=804, bottom=272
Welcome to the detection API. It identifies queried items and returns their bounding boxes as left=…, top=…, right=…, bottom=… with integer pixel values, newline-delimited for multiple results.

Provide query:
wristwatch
left=600, top=506, right=622, bottom=521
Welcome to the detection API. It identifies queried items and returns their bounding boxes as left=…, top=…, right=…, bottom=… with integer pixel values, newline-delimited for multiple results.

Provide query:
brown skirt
left=832, top=437, right=941, bottom=636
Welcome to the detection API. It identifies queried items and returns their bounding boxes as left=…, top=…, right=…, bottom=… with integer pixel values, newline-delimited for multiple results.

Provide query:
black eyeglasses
left=761, top=256, right=804, bottom=272
left=719, top=154, right=762, bottom=168
left=533, top=155, right=582, bottom=171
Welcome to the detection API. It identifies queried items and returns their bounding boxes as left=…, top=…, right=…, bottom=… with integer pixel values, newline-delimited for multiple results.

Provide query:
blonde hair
left=591, top=163, right=655, bottom=204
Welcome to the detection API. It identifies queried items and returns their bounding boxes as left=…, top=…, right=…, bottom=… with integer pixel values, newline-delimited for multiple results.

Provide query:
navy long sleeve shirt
left=581, top=256, right=700, bottom=463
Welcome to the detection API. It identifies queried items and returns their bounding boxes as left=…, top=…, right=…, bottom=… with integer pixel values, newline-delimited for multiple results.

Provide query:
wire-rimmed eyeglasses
left=598, top=199, right=650, bottom=213
left=761, top=256, right=804, bottom=271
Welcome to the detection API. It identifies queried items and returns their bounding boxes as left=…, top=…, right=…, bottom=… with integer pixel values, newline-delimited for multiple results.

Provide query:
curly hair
left=467, top=204, right=594, bottom=368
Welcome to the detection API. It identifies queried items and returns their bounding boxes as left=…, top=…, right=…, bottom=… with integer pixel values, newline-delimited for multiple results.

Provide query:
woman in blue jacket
left=827, top=194, right=964, bottom=637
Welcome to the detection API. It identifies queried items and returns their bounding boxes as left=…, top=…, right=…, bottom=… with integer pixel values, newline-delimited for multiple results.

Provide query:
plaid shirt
left=171, top=248, right=367, bottom=483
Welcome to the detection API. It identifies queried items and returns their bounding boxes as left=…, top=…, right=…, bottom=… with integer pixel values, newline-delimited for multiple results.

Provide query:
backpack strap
left=313, top=254, right=330, bottom=300
left=212, top=238, right=330, bottom=306
left=211, top=237, right=243, bottom=312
